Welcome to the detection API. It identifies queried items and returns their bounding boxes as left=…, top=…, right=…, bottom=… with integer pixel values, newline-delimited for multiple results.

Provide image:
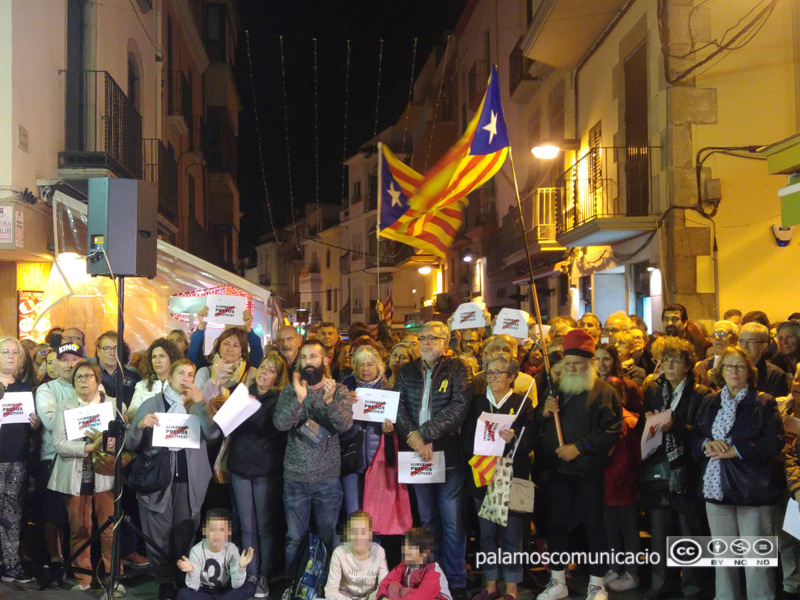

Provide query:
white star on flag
left=482, top=110, right=498, bottom=145
left=387, top=182, right=403, bottom=207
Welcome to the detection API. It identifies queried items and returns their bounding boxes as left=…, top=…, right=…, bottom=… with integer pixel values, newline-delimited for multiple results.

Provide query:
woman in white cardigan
left=128, top=338, right=182, bottom=417
left=49, top=360, right=118, bottom=593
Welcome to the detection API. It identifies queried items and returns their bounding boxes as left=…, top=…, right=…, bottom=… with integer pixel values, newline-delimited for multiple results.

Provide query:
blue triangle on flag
left=379, top=153, right=411, bottom=230
left=469, top=65, right=510, bottom=156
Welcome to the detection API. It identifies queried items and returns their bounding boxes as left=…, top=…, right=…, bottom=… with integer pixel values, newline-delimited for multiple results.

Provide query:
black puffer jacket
left=395, top=354, right=473, bottom=467
left=227, top=385, right=287, bottom=478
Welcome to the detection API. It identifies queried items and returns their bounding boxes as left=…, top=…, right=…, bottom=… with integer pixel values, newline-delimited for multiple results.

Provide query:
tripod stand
left=39, top=276, right=171, bottom=598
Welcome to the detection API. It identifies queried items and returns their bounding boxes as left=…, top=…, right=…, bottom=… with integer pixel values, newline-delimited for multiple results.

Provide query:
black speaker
left=87, top=178, right=157, bottom=278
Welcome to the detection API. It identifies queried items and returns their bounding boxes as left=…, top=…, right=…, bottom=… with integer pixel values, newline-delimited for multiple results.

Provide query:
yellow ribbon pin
left=439, top=380, right=449, bottom=393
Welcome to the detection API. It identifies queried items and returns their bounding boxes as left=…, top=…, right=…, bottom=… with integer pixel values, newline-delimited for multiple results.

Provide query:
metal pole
left=108, top=276, right=125, bottom=598
left=508, top=148, right=564, bottom=446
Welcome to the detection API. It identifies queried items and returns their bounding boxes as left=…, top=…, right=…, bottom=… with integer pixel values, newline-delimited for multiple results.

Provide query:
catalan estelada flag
left=468, top=454, right=497, bottom=487
left=378, top=144, right=464, bottom=258
left=401, top=64, right=510, bottom=218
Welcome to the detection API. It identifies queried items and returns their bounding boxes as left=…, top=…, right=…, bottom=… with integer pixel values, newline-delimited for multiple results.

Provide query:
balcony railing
left=498, top=187, right=559, bottom=259
left=556, top=146, right=659, bottom=234
left=60, top=70, right=143, bottom=179
left=509, top=38, right=537, bottom=97
left=468, top=60, right=489, bottom=111
left=299, top=263, right=320, bottom=278
left=142, top=138, right=179, bottom=221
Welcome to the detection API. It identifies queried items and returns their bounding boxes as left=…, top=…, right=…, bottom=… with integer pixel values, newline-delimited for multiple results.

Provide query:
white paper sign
left=398, top=451, right=446, bottom=484
left=784, top=416, right=800, bottom=456
left=641, top=409, right=673, bottom=460
left=64, top=402, right=115, bottom=441
left=0, top=206, right=12, bottom=244
left=168, top=295, right=209, bottom=315
left=784, top=498, right=800, bottom=541
left=473, top=411, right=517, bottom=457
left=353, top=388, right=400, bottom=423
left=493, top=308, right=531, bottom=339
left=0, top=392, right=35, bottom=424
left=451, top=302, right=486, bottom=331
left=152, top=413, right=201, bottom=449
left=205, top=294, right=248, bottom=326
left=213, top=383, right=261, bottom=436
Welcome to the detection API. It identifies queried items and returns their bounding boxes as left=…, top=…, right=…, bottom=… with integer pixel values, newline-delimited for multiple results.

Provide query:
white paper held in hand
left=784, top=498, right=800, bottom=541
left=398, top=451, right=446, bottom=484
left=0, top=391, right=35, bottom=425
left=641, top=409, right=672, bottom=460
left=152, top=413, right=201, bottom=449
left=352, top=388, right=400, bottom=423
left=473, top=412, right=516, bottom=457
left=63, top=402, right=115, bottom=441
left=213, top=383, right=261, bottom=436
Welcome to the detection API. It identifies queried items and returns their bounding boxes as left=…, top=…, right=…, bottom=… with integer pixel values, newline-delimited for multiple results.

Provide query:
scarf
left=162, top=383, right=187, bottom=452
left=661, top=378, right=686, bottom=494
left=486, top=387, right=514, bottom=412
left=356, top=375, right=386, bottom=390
left=702, top=385, right=748, bottom=501
left=210, top=355, right=248, bottom=389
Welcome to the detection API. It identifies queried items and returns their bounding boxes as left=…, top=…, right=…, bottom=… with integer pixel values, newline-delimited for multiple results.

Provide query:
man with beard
left=661, top=303, right=709, bottom=360
left=273, top=339, right=353, bottom=594
left=395, top=320, right=472, bottom=600
left=276, top=325, right=303, bottom=371
left=536, top=329, right=622, bottom=600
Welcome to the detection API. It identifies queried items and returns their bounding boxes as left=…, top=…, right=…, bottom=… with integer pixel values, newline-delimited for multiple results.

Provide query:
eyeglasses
left=711, top=331, right=731, bottom=339
left=721, top=364, right=748, bottom=373
left=486, top=370, right=510, bottom=379
left=0, top=349, right=20, bottom=357
left=75, top=373, right=96, bottom=381
left=99, top=345, right=117, bottom=353
left=62, top=335, right=82, bottom=343
left=739, top=338, right=765, bottom=346
left=418, top=335, right=446, bottom=343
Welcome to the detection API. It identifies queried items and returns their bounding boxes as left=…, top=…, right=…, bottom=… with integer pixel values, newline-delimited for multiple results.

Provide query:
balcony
left=59, top=70, right=143, bottom=179
left=365, top=238, right=413, bottom=272
left=168, top=71, right=192, bottom=136
left=509, top=38, right=540, bottom=102
left=142, top=139, right=179, bottom=222
left=464, top=183, right=498, bottom=241
left=427, top=95, right=456, bottom=123
left=340, top=252, right=350, bottom=274
left=206, top=107, right=237, bottom=181
left=299, top=263, right=321, bottom=279
left=499, top=187, right=565, bottom=267
left=555, top=146, right=660, bottom=247
left=468, top=60, right=489, bottom=111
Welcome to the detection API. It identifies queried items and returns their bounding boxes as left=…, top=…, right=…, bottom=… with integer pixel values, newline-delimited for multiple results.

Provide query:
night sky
left=234, top=0, right=467, bottom=256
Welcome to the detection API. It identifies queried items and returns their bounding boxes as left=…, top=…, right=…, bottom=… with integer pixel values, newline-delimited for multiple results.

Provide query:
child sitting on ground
left=176, top=508, right=255, bottom=599
left=377, top=527, right=452, bottom=600
left=325, top=510, right=389, bottom=600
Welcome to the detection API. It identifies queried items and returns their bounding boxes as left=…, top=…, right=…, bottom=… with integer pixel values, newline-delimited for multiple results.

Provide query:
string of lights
left=373, top=39, right=384, bottom=139
left=340, top=40, right=352, bottom=206
left=401, top=38, right=419, bottom=155
left=245, top=30, right=282, bottom=245
left=278, top=36, right=300, bottom=249
left=313, top=37, right=321, bottom=214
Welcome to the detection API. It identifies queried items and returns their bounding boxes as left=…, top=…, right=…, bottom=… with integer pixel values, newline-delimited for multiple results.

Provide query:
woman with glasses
left=48, top=360, right=119, bottom=593
left=0, top=336, right=41, bottom=583
left=695, top=320, right=739, bottom=388
left=340, top=345, right=394, bottom=515
left=609, top=331, right=646, bottom=387
left=129, top=338, right=183, bottom=417
left=692, top=346, right=784, bottom=600
left=462, top=352, right=535, bottom=600
left=638, top=337, right=711, bottom=600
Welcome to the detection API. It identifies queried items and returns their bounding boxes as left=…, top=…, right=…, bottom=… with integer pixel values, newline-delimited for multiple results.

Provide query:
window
left=127, top=50, right=142, bottom=115
left=326, top=250, right=331, bottom=269
left=352, top=181, right=362, bottom=203
left=205, top=4, right=227, bottom=62
left=188, top=174, right=196, bottom=218
left=326, top=289, right=332, bottom=311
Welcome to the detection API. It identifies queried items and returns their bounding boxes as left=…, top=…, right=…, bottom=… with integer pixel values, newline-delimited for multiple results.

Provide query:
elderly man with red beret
left=536, top=329, right=623, bottom=600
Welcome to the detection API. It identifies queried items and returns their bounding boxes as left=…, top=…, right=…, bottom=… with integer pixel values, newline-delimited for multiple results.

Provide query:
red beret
left=562, top=328, right=595, bottom=359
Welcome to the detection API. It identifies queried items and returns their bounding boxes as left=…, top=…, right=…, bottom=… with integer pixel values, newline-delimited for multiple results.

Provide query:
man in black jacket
left=395, top=320, right=472, bottom=600
left=536, top=329, right=622, bottom=600
left=740, top=322, right=790, bottom=398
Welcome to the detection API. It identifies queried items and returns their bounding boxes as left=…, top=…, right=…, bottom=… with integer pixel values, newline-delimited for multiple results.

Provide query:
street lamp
left=461, top=250, right=479, bottom=263
left=531, top=139, right=580, bottom=159
left=418, top=266, right=432, bottom=275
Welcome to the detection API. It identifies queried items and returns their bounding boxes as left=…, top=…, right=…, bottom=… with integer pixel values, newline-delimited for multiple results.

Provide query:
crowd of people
left=2, top=302, right=800, bottom=600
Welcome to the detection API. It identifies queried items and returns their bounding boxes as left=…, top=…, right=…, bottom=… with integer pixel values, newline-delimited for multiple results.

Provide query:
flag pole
left=376, top=142, right=383, bottom=311
left=508, top=147, right=564, bottom=447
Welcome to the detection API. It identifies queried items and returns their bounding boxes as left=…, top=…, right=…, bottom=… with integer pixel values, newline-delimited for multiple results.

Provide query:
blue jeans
left=341, top=472, right=362, bottom=516
left=283, top=478, right=342, bottom=578
left=413, top=465, right=467, bottom=589
left=474, top=497, right=523, bottom=584
left=231, top=473, right=283, bottom=579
